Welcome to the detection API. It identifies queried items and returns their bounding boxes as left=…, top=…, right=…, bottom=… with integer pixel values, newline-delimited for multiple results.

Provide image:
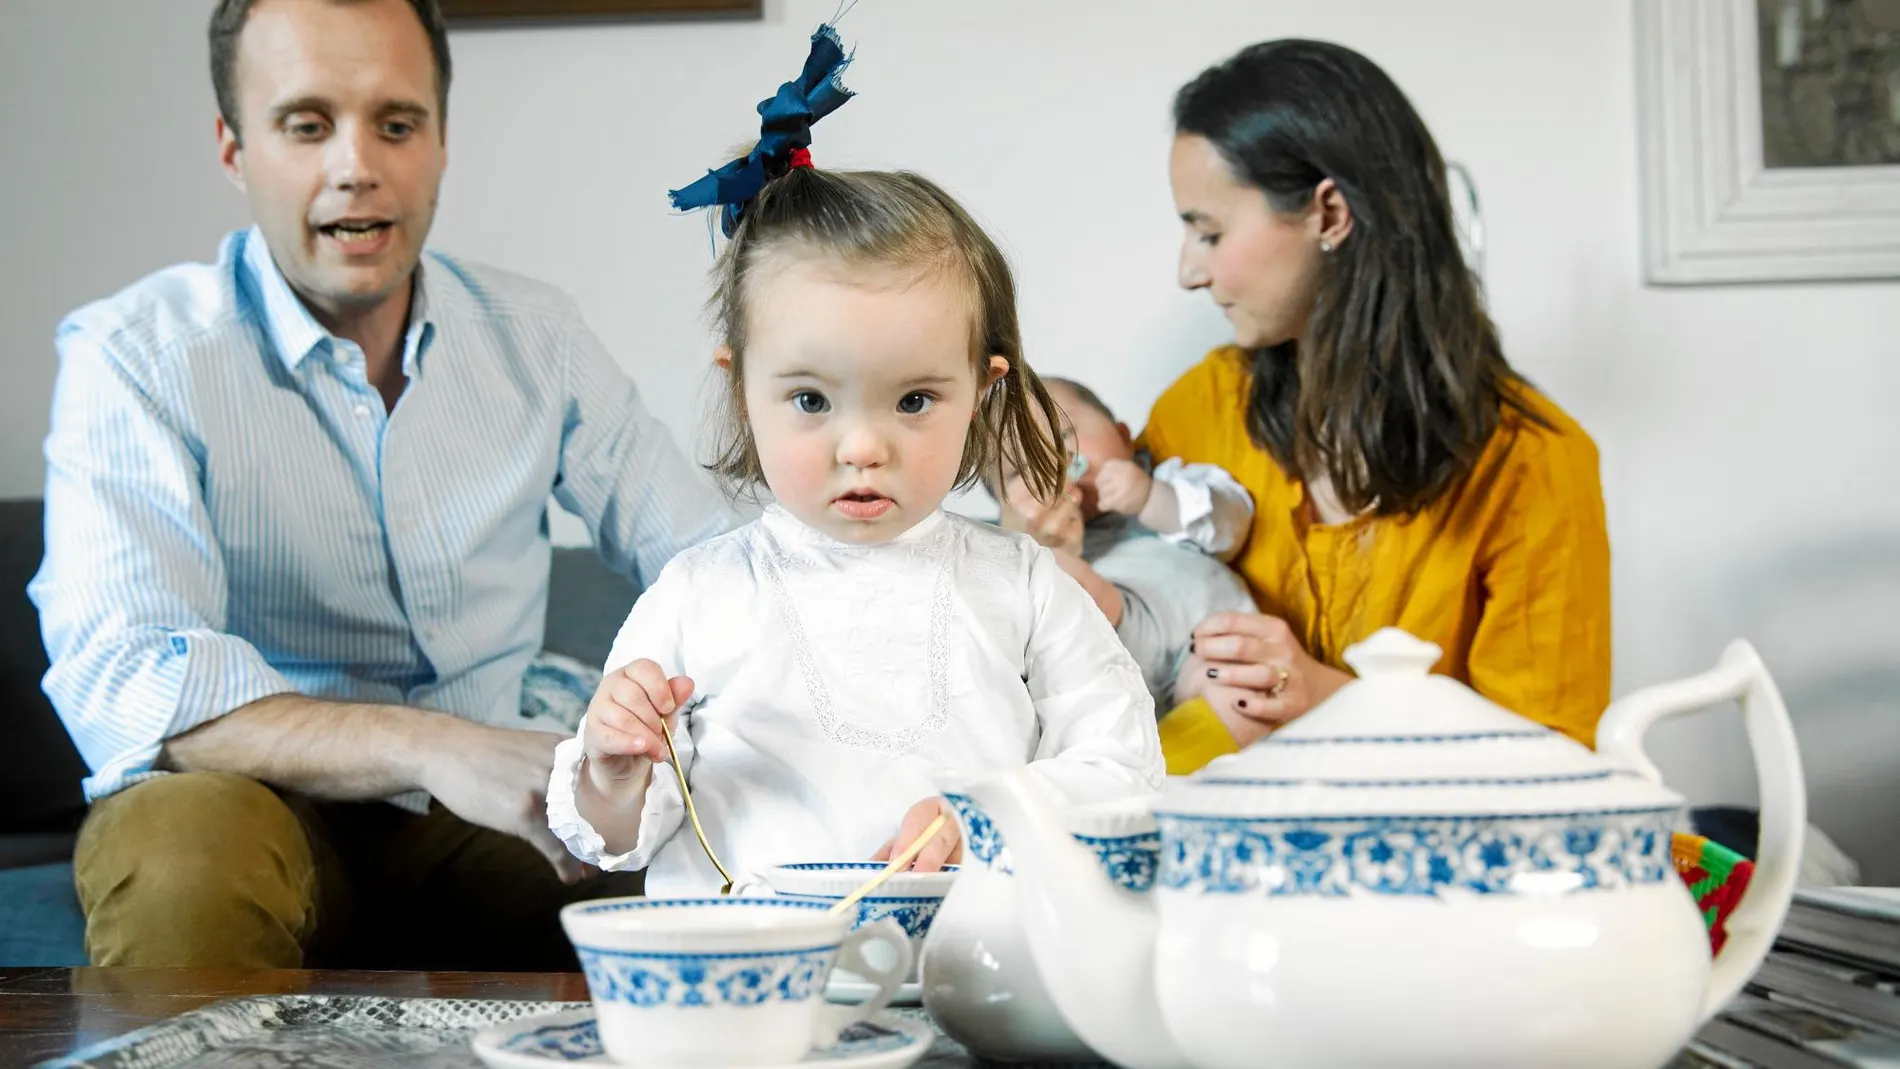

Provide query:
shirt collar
left=239, top=225, right=439, bottom=376
left=241, top=227, right=329, bottom=374
left=402, top=256, right=438, bottom=378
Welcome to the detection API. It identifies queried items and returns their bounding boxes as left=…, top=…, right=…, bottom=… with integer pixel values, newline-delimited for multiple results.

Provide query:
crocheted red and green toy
left=1673, top=832, right=1755, bottom=956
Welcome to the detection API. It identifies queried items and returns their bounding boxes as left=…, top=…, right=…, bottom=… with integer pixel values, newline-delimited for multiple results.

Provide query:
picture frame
left=1633, top=0, right=1900, bottom=284
left=440, top=0, right=762, bottom=22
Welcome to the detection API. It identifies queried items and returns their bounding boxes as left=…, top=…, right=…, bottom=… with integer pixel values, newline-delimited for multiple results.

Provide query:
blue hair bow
left=667, top=24, right=856, bottom=238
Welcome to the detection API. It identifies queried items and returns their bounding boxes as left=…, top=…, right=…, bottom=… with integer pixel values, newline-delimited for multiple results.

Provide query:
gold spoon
left=656, top=712, right=735, bottom=894
left=828, top=813, right=949, bottom=917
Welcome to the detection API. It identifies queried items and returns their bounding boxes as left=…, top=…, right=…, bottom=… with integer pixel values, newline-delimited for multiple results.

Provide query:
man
left=28, top=0, right=734, bottom=969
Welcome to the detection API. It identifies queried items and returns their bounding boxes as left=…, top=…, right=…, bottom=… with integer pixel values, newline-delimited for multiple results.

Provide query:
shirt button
left=354, top=404, right=371, bottom=418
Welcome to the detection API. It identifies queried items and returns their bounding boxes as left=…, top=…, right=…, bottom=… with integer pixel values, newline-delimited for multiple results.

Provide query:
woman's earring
left=1319, top=240, right=1334, bottom=253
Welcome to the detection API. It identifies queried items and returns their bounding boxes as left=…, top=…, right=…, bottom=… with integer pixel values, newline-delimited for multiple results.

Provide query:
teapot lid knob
left=1342, top=628, right=1444, bottom=678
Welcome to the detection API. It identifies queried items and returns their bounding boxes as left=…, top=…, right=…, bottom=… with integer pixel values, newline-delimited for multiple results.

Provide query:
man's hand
left=1092, top=458, right=1155, bottom=516
left=418, top=717, right=586, bottom=883
left=166, top=694, right=590, bottom=882
left=871, top=796, right=963, bottom=872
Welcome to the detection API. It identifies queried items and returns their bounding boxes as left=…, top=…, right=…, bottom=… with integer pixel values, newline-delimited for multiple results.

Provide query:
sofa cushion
left=0, top=499, right=88, bottom=835
left=0, top=831, right=78, bottom=869
left=543, top=546, right=640, bottom=669
left=0, top=861, right=86, bottom=966
left=0, top=512, right=640, bottom=843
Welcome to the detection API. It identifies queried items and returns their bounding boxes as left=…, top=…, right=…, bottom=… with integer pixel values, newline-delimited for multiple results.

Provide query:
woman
left=1149, top=39, right=1610, bottom=772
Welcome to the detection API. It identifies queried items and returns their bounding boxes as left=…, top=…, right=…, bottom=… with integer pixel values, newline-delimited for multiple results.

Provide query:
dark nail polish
left=1188, top=639, right=1196, bottom=653
left=1236, top=699, right=1248, bottom=710
left=1206, top=668, right=1219, bottom=679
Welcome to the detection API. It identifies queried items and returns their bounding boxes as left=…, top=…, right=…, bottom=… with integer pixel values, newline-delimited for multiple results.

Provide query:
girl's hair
left=1174, top=39, right=1539, bottom=517
left=705, top=167, right=1067, bottom=507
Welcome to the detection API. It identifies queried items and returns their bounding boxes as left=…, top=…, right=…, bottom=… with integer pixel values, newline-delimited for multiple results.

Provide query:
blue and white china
left=946, top=628, right=1806, bottom=1069
left=755, top=862, right=956, bottom=1004
left=558, top=896, right=911, bottom=1067
left=919, top=788, right=1160, bottom=1063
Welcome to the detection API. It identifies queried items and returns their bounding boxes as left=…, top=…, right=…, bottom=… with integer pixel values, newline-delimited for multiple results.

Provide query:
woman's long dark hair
left=1175, top=39, right=1537, bottom=517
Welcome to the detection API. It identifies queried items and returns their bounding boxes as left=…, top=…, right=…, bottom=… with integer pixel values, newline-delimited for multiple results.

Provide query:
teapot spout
left=948, top=767, right=1191, bottom=1069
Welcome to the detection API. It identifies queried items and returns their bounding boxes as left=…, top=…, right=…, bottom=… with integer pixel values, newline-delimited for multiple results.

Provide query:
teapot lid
left=1158, top=629, right=1683, bottom=820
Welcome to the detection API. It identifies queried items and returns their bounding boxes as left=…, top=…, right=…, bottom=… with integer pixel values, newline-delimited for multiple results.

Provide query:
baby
left=991, top=378, right=1257, bottom=711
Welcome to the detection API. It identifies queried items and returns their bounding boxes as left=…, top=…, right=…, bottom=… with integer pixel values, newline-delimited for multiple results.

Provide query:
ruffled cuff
left=546, top=716, right=684, bottom=872
left=1151, top=458, right=1252, bottom=559
left=1154, top=458, right=1215, bottom=547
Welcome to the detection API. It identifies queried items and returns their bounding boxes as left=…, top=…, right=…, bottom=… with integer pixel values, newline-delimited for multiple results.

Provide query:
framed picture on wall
left=1635, top=0, right=1900, bottom=284
left=440, top=0, right=761, bottom=21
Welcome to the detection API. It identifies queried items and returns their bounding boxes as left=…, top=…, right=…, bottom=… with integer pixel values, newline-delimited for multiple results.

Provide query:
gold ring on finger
left=1266, top=665, right=1291, bottom=699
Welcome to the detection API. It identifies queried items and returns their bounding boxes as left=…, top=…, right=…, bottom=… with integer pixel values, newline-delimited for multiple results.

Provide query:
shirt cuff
left=546, top=716, right=682, bottom=872
left=72, top=632, right=300, bottom=802
left=1151, top=458, right=1217, bottom=551
left=1157, top=697, right=1240, bottom=776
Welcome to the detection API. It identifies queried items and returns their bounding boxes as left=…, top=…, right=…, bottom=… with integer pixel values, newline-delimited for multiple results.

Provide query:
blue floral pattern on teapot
left=945, top=792, right=1159, bottom=892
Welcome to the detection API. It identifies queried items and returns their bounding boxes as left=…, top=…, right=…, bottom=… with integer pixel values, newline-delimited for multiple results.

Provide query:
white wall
left=4, top=0, right=1897, bottom=878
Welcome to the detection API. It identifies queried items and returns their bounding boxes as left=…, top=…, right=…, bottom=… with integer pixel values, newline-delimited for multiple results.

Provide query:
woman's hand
left=872, top=796, right=963, bottom=872
left=1186, top=612, right=1352, bottom=746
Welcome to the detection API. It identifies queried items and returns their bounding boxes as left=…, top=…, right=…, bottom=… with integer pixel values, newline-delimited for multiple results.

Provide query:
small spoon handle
left=829, top=813, right=949, bottom=917
left=657, top=713, right=735, bottom=894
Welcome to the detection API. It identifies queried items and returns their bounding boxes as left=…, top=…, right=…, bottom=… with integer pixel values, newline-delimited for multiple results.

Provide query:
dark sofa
left=0, top=497, right=639, bottom=965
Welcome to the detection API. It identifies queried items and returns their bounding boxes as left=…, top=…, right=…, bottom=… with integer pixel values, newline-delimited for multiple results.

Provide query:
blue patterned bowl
left=558, top=896, right=909, bottom=1066
left=761, top=863, right=954, bottom=939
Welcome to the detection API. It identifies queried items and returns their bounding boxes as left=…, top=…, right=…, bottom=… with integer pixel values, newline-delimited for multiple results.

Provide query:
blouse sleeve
left=546, top=558, right=695, bottom=870
left=1021, top=548, right=1167, bottom=803
left=1134, top=370, right=1195, bottom=465
left=1150, top=458, right=1255, bottom=561
left=1465, top=429, right=1612, bottom=747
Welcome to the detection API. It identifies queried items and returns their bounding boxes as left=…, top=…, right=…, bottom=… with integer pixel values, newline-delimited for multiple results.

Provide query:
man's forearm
left=161, top=693, right=448, bottom=800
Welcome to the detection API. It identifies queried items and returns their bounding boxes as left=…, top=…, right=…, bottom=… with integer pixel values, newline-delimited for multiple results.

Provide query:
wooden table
left=0, top=963, right=1841, bottom=1069
left=0, top=966, right=589, bottom=1066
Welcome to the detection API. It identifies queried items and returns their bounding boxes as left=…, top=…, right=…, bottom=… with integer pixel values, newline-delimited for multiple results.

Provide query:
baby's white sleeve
left=546, top=560, right=693, bottom=871
left=1152, top=457, right=1255, bottom=562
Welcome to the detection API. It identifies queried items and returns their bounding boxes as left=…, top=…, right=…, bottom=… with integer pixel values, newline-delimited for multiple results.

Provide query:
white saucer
left=471, top=1009, right=932, bottom=1068
left=824, top=969, right=922, bottom=1007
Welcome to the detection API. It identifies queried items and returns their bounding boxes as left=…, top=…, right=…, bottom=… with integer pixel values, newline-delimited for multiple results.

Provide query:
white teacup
left=560, top=896, right=912, bottom=1067
left=754, top=863, right=957, bottom=983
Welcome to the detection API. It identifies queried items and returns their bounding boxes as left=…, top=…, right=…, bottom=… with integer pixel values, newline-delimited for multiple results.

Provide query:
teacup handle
left=1596, top=639, right=1806, bottom=1021
left=813, top=917, right=912, bottom=1046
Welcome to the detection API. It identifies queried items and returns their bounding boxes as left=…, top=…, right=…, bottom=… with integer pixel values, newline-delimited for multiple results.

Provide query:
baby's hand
left=582, top=659, right=695, bottom=797
left=871, top=796, right=963, bottom=872
left=1093, top=459, right=1154, bottom=516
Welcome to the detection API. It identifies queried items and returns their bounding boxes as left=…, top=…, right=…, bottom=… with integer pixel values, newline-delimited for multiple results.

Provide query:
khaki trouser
left=73, top=771, right=643, bottom=969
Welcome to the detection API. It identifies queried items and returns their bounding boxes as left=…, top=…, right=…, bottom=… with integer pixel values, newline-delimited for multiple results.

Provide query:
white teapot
left=949, top=628, right=1804, bottom=1069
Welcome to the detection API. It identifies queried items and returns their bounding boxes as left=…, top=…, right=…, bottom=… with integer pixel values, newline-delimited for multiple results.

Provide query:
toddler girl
left=545, top=27, right=1163, bottom=895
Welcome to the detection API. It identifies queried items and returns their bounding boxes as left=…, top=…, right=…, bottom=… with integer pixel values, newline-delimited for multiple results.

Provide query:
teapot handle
left=1595, top=639, right=1805, bottom=1022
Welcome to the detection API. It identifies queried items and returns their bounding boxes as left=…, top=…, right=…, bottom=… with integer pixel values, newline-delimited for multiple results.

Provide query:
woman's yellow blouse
left=1142, top=347, right=1612, bottom=774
